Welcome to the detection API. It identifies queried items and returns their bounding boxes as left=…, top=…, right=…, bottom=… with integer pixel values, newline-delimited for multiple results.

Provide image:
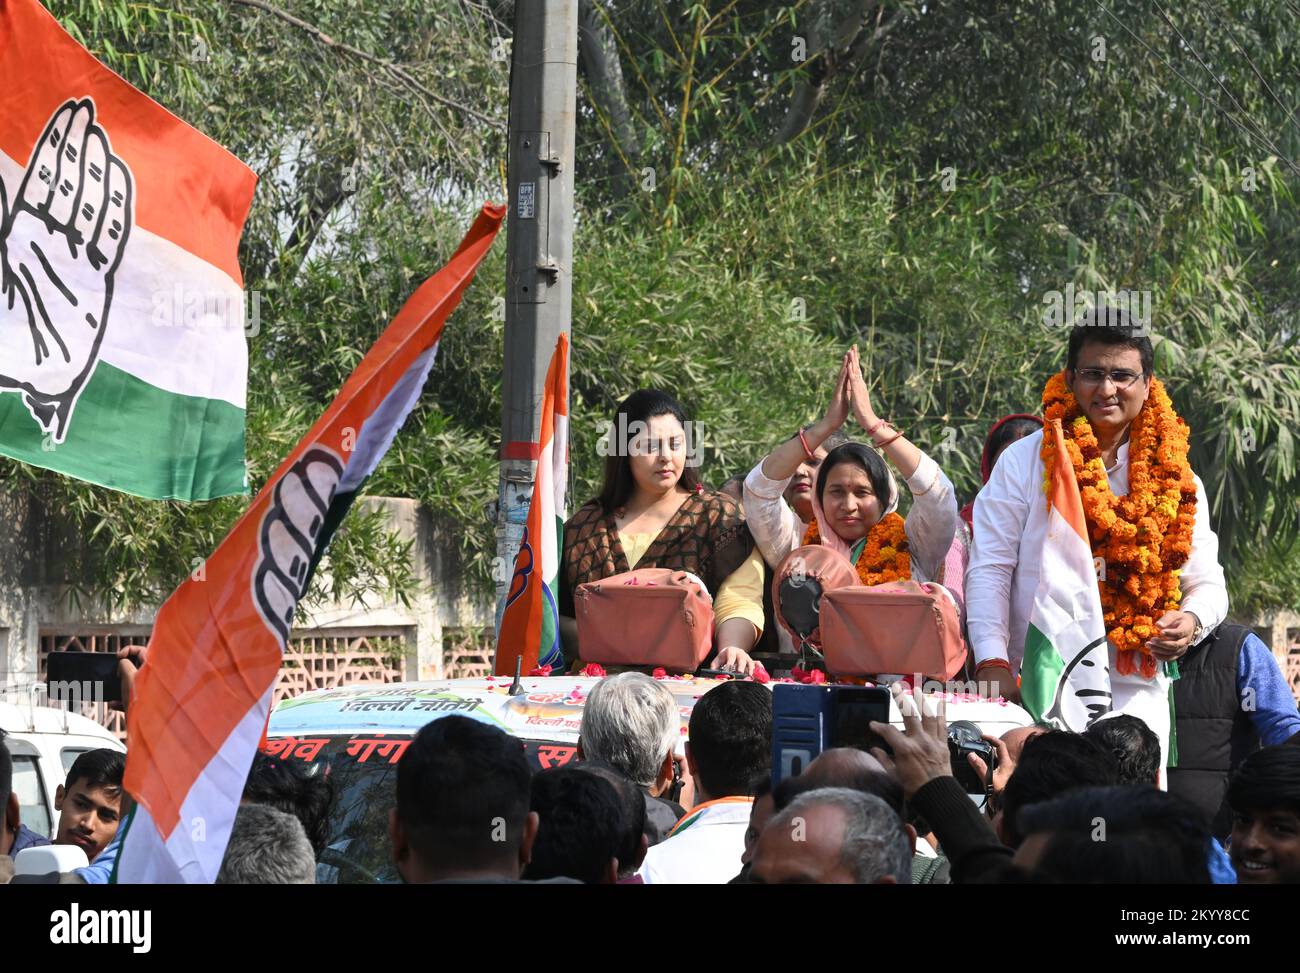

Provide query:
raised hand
left=821, top=349, right=853, bottom=433
left=0, top=98, right=134, bottom=442
left=869, top=683, right=954, bottom=799
left=846, top=345, right=878, bottom=430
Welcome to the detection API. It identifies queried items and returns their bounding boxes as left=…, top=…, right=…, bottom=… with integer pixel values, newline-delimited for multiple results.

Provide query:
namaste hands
left=821, top=346, right=879, bottom=437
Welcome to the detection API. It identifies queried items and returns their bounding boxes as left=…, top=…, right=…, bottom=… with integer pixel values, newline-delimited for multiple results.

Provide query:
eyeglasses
left=1072, top=367, right=1144, bottom=390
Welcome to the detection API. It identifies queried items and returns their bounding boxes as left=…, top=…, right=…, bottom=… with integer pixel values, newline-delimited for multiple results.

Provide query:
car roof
left=267, top=675, right=706, bottom=749
left=267, top=676, right=1033, bottom=752
left=0, top=700, right=126, bottom=748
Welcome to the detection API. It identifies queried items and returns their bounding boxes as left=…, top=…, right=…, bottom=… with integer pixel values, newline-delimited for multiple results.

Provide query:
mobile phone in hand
left=45, top=651, right=123, bottom=704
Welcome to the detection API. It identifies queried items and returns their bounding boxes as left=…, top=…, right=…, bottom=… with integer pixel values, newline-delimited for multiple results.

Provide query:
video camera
left=946, top=719, right=997, bottom=796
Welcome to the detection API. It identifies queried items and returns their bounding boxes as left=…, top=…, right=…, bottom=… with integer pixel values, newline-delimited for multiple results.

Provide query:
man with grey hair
left=578, top=672, right=684, bottom=842
left=216, top=803, right=316, bottom=884
left=748, top=787, right=911, bottom=885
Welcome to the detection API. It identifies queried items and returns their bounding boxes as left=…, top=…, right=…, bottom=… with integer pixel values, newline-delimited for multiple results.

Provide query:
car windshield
left=268, top=733, right=579, bottom=884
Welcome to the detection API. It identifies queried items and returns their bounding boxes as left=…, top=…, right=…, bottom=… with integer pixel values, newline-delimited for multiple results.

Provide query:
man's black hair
left=1018, top=785, right=1210, bottom=883
left=523, top=767, right=624, bottom=884
left=1066, top=305, right=1154, bottom=377
left=750, top=773, right=772, bottom=800
left=1228, top=744, right=1300, bottom=817
left=815, top=442, right=893, bottom=514
left=595, top=388, right=702, bottom=514
left=579, top=762, right=647, bottom=879
left=1083, top=714, right=1161, bottom=786
left=1001, top=730, right=1119, bottom=847
left=65, top=748, right=126, bottom=798
left=242, top=751, right=335, bottom=857
left=688, top=681, right=772, bottom=799
left=0, top=729, right=12, bottom=809
left=395, top=715, right=532, bottom=873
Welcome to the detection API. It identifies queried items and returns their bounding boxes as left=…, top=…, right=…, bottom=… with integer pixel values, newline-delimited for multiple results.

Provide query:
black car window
left=268, top=734, right=579, bottom=884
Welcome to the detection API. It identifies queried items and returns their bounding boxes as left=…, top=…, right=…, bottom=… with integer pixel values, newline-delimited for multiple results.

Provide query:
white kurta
left=742, top=451, right=958, bottom=579
left=966, top=428, right=1229, bottom=769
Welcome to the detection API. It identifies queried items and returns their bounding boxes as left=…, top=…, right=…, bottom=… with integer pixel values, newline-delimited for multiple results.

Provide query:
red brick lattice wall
left=442, top=627, right=495, bottom=679
left=37, top=629, right=410, bottom=742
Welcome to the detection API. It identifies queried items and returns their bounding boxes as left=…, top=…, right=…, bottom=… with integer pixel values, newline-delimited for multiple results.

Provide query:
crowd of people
left=3, top=310, right=1299, bottom=885
left=5, top=675, right=1299, bottom=884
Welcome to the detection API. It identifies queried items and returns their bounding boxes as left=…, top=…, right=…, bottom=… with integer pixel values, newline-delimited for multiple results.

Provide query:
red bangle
left=797, top=428, right=816, bottom=462
left=865, top=418, right=886, bottom=439
left=975, top=658, right=1012, bottom=673
left=875, top=429, right=904, bottom=449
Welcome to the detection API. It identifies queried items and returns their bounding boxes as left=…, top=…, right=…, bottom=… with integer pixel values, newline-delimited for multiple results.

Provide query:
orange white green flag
left=1020, top=418, right=1114, bottom=731
left=494, top=332, right=569, bottom=675
left=112, top=205, right=503, bottom=883
left=0, top=0, right=257, bottom=499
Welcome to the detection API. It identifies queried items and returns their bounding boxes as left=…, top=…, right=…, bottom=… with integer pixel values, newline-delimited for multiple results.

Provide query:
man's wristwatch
left=1188, top=612, right=1204, bottom=645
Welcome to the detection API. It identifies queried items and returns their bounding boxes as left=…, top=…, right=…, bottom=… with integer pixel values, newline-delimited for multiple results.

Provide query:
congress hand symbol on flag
left=0, top=0, right=258, bottom=499
left=0, top=98, right=134, bottom=442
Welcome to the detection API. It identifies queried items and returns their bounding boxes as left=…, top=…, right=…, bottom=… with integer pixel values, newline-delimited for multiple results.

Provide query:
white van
left=0, top=698, right=125, bottom=843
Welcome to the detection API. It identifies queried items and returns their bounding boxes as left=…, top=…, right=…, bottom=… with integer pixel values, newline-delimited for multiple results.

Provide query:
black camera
left=947, top=719, right=996, bottom=795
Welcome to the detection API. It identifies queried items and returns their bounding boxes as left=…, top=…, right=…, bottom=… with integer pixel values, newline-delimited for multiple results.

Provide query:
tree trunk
left=778, top=0, right=880, bottom=143
left=578, top=0, right=641, bottom=191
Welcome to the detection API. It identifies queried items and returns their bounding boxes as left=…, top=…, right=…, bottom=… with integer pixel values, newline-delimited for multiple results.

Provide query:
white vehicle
left=0, top=697, right=126, bottom=843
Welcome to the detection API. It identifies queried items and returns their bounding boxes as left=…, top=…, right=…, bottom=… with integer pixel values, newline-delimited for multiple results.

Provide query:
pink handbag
left=575, top=569, right=715, bottom=671
left=771, top=545, right=859, bottom=652
left=821, top=580, right=966, bottom=680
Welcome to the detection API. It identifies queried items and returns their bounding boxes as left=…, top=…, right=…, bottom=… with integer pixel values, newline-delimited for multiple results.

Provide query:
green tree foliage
left=4, top=0, right=1297, bottom=615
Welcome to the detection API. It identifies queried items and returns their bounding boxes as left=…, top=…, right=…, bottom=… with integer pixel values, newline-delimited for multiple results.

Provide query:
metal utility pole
left=493, top=0, right=578, bottom=632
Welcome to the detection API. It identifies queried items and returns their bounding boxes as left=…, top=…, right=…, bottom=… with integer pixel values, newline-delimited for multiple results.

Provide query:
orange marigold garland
left=1041, top=371, right=1197, bottom=678
left=803, top=513, right=911, bottom=585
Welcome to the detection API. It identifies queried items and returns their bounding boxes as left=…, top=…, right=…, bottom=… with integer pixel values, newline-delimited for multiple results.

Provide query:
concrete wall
left=0, top=492, right=493, bottom=695
left=1246, top=609, right=1300, bottom=699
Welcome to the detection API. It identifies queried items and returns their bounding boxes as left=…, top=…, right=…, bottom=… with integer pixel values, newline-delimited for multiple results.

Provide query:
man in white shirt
left=966, top=313, right=1228, bottom=770
left=638, top=681, right=771, bottom=883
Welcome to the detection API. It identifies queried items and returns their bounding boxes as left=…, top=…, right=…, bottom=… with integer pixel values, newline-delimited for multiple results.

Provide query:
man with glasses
left=965, top=307, right=1229, bottom=778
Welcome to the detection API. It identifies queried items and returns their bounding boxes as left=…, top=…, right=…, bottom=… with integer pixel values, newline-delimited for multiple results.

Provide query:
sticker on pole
left=517, top=181, right=536, bottom=220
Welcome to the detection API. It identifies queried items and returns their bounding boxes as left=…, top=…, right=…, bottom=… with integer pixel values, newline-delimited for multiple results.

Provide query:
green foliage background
left=8, top=0, right=1299, bottom=618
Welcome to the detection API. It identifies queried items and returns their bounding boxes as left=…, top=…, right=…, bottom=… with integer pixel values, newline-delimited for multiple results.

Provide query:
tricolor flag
left=495, top=332, right=569, bottom=675
left=0, top=0, right=256, bottom=499
left=1020, top=418, right=1114, bottom=732
left=113, top=205, right=503, bottom=882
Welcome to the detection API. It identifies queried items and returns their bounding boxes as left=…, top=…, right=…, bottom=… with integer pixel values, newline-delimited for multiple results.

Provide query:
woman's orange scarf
left=802, top=513, right=911, bottom=586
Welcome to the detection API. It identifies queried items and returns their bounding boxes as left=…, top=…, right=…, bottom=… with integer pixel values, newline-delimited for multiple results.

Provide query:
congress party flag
left=0, top=0, right=257, bottom=499
left=495, top=332, right=569, bottom=675
left=113, top=204, right=504, bottom=882
left=1020, top=418, right=1114, bottom=732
